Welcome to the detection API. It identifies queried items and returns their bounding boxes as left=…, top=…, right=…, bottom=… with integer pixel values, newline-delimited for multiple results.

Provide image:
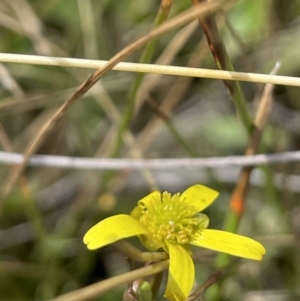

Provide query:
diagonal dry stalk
left=229, top=62, right=281, bottom=219
left=1, top=0, right=231, bottom=199
left=211, top=63, right=281, bottom=300
left=186, top=270, right=224, bottom=301
left=192, top=0, right=253, bottom=132
left=47, top=259, right=169, bottom=301
left=188, top=55, right=281, bottom=301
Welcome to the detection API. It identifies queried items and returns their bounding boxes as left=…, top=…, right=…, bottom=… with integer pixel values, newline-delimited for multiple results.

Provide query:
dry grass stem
left=47, top=260, right=169, bottom=301
left=1, top=54, right=300, bottom=87
left=230, top=62, right=280, bottom=217
left=1, top=150, right=300, bottom=170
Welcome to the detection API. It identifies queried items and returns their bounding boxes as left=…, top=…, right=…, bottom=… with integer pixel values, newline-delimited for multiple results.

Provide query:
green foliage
left=0, top=0, right=300, bottom=300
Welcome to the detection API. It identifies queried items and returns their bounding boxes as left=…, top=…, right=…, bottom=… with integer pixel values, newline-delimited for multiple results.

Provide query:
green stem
left=111, top=0, right=173, bottom=158
left=102, top=1, right=173, bottom=189
left=192, top=4, right=255, bottom=299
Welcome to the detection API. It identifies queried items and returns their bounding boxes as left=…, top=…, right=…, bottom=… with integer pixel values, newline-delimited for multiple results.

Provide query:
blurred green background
left=0, top=0, right=300, bottom=300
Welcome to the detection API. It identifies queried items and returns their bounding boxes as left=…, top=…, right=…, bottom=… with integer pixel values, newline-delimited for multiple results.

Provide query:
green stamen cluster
left=138, top=192, right=209, bottom=245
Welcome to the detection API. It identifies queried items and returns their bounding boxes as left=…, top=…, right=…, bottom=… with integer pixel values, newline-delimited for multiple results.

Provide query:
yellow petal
left=191, top=229, right=265, bottom=260
left=138, top=233, right=166, bottom=251
left=130, top=206, right=143, bottom=219
left=137, top=191, right=161, bottom=209
left=180, top=184, right=219, bottom=212
left=164, top=241, right=194, bottom=301
left=83, top=214, right=148, bottom=250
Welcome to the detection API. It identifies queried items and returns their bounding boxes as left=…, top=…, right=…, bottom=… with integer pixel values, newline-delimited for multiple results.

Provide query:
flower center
left=138, top=191, right=209, bottom=245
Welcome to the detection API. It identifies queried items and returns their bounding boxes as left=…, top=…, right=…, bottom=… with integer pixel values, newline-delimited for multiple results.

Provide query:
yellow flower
left=83, top=184, right=265, bottom=301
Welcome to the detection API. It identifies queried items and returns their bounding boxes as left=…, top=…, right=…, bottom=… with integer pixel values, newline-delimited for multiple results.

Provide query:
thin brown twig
left=230, top=62, right=281, bottom=217
left=186, top=270, right=224, bottom=301
left=192, top=0, right=226, bottom=68
left=1, top=0, right=230, bottom=200
left=146, top=95, right=170, bottom=122
left=192, top=0, right=253, bottom=131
